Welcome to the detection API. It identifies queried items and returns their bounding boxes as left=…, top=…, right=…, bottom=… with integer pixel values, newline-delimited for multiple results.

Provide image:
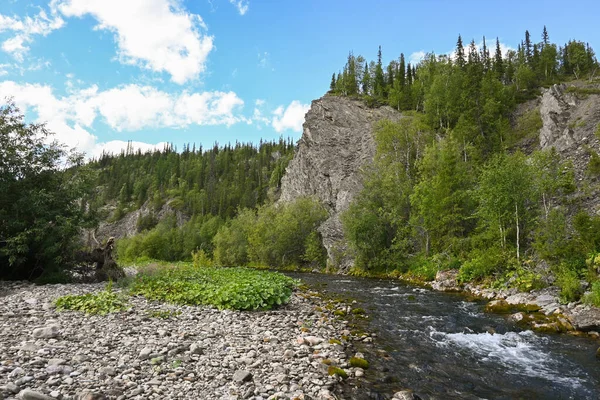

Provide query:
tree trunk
left=515, top=202, right=520, bottom=261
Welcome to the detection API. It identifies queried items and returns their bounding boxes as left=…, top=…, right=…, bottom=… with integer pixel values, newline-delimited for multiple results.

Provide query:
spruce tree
left=330, top=73, right=336, bottom=92
left=456, top=35, right=466, bottom=68
left=493, top=37, right=504, bottom=78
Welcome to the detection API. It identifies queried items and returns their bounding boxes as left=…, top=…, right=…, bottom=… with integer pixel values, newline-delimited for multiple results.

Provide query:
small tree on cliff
left=0, top=101, right=94, bottom=281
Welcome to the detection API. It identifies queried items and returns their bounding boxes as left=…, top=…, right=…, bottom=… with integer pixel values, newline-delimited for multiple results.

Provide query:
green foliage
left=302, top=231, right=327, bottom=268
left=192, top=249, right=214, bottom=268
left=459, top=247, right=509, bottom=282
left=212, top=208, right=255, bottom=267
left=129, top=265, right=297, bottom=311
left=55, top=282, right=129, bottom=315
left=555, top=264, right=583, bottom=303
left=492, top=264, right=544, bottom=292
left=511, top=108, right=543, bottom=144
left=0, top=102, right=95, bottom=281
left=586, top=149, right=600, bottom=176
left=116, top=214, right=223, bottom=264
left=247, top=197, right=328, bottom=268
left=583, top=281, right=600, bottom=307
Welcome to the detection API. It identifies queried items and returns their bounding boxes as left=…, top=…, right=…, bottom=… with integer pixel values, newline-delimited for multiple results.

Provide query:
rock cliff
left=539, top=83, right=600, bottom=212
left=279, top=95, right=401, bottom=271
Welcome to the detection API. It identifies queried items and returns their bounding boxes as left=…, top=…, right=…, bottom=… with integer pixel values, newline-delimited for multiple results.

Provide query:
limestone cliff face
left=279, top=95, right=402, bottom=271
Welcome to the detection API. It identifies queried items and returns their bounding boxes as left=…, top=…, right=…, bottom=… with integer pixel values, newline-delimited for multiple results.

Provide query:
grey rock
left=8, top=367, right=25, bottom=378
left=233, top=370, right=253, bottom=383
left=568, top=307, right=600, bottom=331
left=47, top=359, right=66, bottom=366
left=138, top=347, right=152, bottom=360
left=279, top=95, right=402, bottom=271
left=32, top=325, right=59, bottom=339
left=45, top=365, right=72, bottom=375
left=393, top=390, right=415, bottom=400
left=15, top=376, right=34, bottom=386
left=431, top=270, right=461, bottom=292
left=5, top=382, right=20, bottom=394
left=78, top=392, right=107, bottom=400
left=71, top=354, right=89, bottom=364
left=18, top=389, right=54, bottom=400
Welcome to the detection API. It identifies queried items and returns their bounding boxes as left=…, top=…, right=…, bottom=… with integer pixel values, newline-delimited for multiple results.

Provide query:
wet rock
left=484, top=300, right=512, bottom=314
left=394, top=390, right=416, bottom=400
left=431, top=270, right=461, bottom=292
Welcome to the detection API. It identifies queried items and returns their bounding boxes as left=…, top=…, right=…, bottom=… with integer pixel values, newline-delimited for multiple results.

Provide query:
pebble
left=0, top=281, right=352, bottom=399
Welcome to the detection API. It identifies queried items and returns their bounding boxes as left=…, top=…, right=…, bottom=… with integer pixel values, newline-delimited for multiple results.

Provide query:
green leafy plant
left=129, top=265, right=298, bottom=311
left=55, top=282, right=129, bottom=315
left=583, top=281, right=600, bottom=307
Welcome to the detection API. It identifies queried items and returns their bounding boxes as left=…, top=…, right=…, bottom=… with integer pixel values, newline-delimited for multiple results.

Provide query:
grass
left=129, top=264, right=298, bottom=310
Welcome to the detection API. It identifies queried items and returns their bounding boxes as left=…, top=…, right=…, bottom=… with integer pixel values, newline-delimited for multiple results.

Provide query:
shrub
left=459, top=247, right=507, bottom=282
left=583, top=281, right=600, bottom=307
left=555, top=264, right=583, bottom=303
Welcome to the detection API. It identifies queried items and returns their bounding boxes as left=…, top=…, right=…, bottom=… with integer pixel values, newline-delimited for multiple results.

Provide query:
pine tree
left=362, top=62, right=371, bottom=95
left=525, top=30, right=532, bottom=63
left=374, top=46, right=386, bottom=99
left=329, top=73, right=336, bottom=92
left=493, top=37, right=504, bottom=78
left=456, top=35, right=466, bottom=68
left=542, top=25, right=549, bottom=47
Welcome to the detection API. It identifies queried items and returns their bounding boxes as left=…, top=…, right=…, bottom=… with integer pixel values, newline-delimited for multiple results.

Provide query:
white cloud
left=271, top=100, right=309, bottom=133
left=0, top=8, right=65, bottom=61
left=408, top=50, right=426, bottom=66
left=229, top=0, right=249, bottom=16
left=0, top=81, right=245, bottom=156
left=55, top=0, right=213, bottom=84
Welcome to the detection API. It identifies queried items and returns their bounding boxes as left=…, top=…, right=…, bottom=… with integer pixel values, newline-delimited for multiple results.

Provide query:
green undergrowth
left=129, top=264, right=298, bottom=310
left=55, top=281, right=129, bottom=315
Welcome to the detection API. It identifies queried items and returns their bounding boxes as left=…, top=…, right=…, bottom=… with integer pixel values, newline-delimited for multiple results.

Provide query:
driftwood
left=75, top=237, right=125, bottom=282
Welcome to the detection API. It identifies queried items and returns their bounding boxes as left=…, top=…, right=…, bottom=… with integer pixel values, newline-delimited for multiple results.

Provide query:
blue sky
left=0, top=0, right=598, bottom=157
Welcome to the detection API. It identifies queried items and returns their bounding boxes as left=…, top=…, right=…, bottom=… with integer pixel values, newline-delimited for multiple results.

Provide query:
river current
left=291, top=273, right=600, bottom=399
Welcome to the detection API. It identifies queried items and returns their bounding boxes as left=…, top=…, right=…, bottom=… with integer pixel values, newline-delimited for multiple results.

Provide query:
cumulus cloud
left=55, top=0, right=213, bottom=84
left=0, top=81, right=245, bottom=156
left=0, top=8, right=65, bottom=61
left=229, top=0, right=249, bottom=16
left=271, top=100, right=309, bottom=133
left=408, top=50, right=426, bottom=66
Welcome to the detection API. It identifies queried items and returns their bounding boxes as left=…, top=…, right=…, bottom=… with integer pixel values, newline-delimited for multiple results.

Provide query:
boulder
left=431, top=270, right=461, bottom=292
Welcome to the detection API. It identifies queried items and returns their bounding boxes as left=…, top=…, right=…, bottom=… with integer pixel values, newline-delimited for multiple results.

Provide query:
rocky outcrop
left=540, top=83, right=600, bottom=182
left=83, top=200, right=189, bottom=248
left=279, top=95, right=402, bottom=271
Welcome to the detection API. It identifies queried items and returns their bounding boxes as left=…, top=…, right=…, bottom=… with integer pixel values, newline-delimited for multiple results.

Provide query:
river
left=291, top=273, right=600, bottom=400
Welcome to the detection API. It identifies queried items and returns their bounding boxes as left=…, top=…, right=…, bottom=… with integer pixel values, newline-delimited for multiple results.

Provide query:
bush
left=0, top=102, right=94, bottom=280
left=213, top=208, right=256, bottom=267
left=459, top=247, right=507, bottom=282
left=583, top=281, right=600, bottom=307
left=556, top=266, right=582, bottom=303
left=129, top=265, right=297, bottom=310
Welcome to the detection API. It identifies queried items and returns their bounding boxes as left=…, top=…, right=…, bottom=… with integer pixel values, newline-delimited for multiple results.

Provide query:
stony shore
left=432, top=270, right=600, bottom=335
left=0, top=281, right=368, bottom=400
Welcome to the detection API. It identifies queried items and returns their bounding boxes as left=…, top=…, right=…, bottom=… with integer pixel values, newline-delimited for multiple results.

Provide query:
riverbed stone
left=431, top=270, right=461, bottom=292
left=32, top=325, right=60, bottom=339
left=18, top=389, right=55, bottom=400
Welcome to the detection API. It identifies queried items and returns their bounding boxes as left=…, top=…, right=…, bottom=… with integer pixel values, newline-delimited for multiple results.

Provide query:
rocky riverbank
left=432, top=270, right=600, bottom=336
left=0, top=281, right=367, bottom=400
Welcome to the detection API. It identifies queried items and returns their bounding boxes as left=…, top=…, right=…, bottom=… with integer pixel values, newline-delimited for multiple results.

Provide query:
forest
left=2, top=26, right=600, bottom=306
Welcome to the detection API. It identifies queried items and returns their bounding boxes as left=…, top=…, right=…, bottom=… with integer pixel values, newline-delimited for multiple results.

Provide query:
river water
left=291, top=273, right=600, bottom=400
